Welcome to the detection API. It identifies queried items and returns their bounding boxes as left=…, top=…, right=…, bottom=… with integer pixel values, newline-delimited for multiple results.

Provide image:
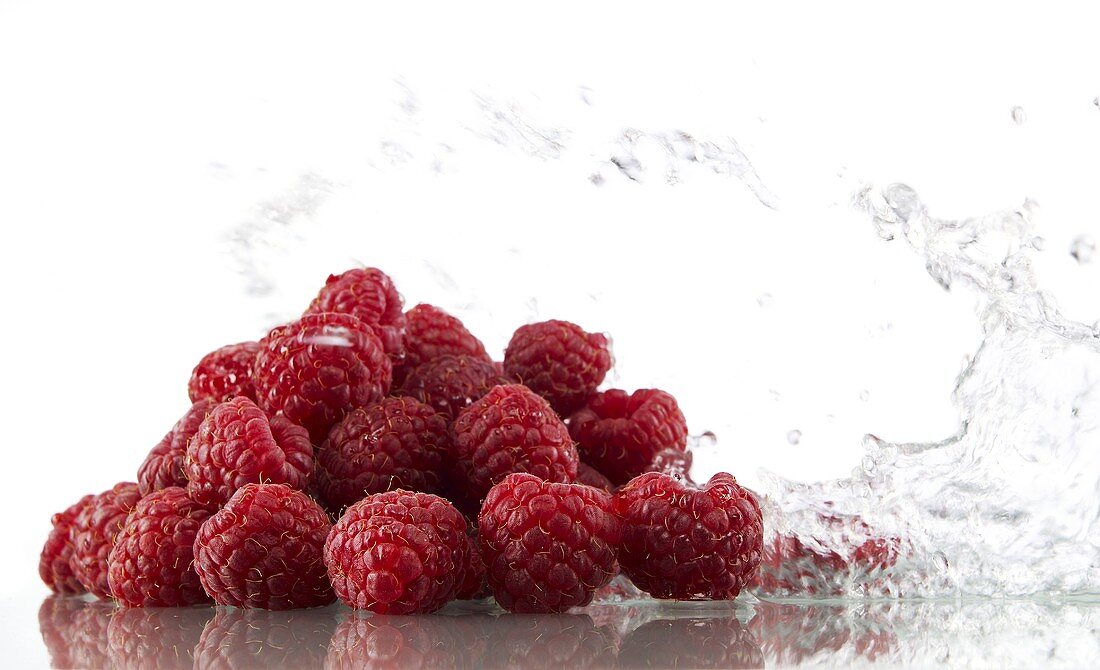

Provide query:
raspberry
left=478, top=473, right=621, bottom=613
left=393, top=304, right=491, bottom=384
left=70, top=481, right=142, bottom=599
left=304, top=267, right=406, bottom=358
left=38, top=596, right=113, bottom=670
left=188, top=341, right=260, bottom=403
left=39, top=493, right=93, bottom=594
left=457, top=526, right=489, bottom=600
left=575, top=463, right=614, bottom=492
left=396, top=354, right=509, bottom=421
left=107, top=486, right=217, bottom=607
left=107, top=607, right=211, bottom=670
left=503, top=320, right=612, bottom=415
left=138, top=398, right=216, bottom=495
left=194, top=607, right=340, bottom=670
left=314, top=397, right=449, bottom=511
left=253, top=312, right=393, bottom=443
left=619, top=616, right=764, bottom=669
left=451, top=384, right=579, bottom=503
left=613, top=472, right=763, bottom=600
left=324, top=490, right=471, bottom=614
left=569, top=388, right=689, bottom=486
left=193, top=483, right=335, bottom=610
left=184, top=396, right=313, bottom=504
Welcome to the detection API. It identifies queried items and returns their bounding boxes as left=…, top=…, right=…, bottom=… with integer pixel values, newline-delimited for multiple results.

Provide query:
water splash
left=754, top=184, right=1100, bottom=597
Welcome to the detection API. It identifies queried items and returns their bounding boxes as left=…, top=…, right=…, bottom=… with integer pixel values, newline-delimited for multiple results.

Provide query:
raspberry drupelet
left=569, top=388, right=689, bottom=486
left=450, top=383, right=579, bottom=504
left=314, top=396, right=450, bottom=512
left=107, top=487, right=217, bottom=607
left=612, top=472, right=763, bottom=600
left=503, top=320, right=612, bottom=415
left=184, top=396, right=313, bottom=504
left=478, top=473, right=622, bottom=613
left=252, top=312, right=393, bottom=443
left=324, top=490, right=472, bottom=614
left=193, top=483, right=335, bottom=610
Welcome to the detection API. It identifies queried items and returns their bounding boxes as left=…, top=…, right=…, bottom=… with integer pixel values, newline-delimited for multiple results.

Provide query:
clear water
left=754, top=184, right=1100, bottom=598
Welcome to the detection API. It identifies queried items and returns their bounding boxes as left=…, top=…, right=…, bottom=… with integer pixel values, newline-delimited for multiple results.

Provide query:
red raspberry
left=107, top=607, right=211, bottom=670
left=39, top=493, right=93, bottom=594
left=569, top=388, right=689, bottom=486
left=324, top=490, right=471, bottom=614
left=304, top=267, right=406, bottom=358
left=457, top=527, right=489, bottom=600
left=451, top=384, right=579, bottom=503
left=620, top=616, right=764, bottom=668
left=188, top=341, right=260, bottom=403
left=70, top=481, right=142, bottom=599
left=393, top=304, right=491, bottom=384
left=613, top=472, right=763, bottom=600
left=194, top=607, right=340, bottom=670
left=314, top=397, right=449, bottom=511
left=184, top=396, right=313, bottom=504
left=396, top=354, right=509, bottom=421
left=193, top=483, right=335, bottom=610
left=503, top=320, right=612, bottom=414
left=478, top=473, right=621, bottom=613
left=253, top=312, right=393, bottom=443
left=575, top=462, right=614, bottom=492
left=107, top=486, right=217, bottom=607
left=138, top=398, right=216, bottom=495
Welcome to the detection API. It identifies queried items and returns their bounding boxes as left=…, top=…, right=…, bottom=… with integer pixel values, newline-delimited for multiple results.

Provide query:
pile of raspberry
left=40, top=267, right=765, bottom=614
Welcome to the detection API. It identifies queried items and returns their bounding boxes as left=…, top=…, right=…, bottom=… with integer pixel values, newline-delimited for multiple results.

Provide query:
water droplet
left=1070, top=235, right=1096, bottom=264
left=1094, top=97, right=1100, bottom=110
left=588, top=172, right=605, bottom=186
left=757, top=293, right=773, bottom=308
left=1011, top=106, right=1026, bottom=125
left=1030, top=236, right=1046, bottom=251
left=769, top=389, right=782, bottom=401
left=859, top=389, right=871, bottom=401
left=787, top=430, right=802, bottom=445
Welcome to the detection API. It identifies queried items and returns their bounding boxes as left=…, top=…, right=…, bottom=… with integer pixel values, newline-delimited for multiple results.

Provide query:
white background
left=2, top=1, right=1100, bottom=665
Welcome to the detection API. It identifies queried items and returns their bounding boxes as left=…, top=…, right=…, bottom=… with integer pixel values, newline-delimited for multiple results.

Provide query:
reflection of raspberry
left=326, top=612, right=473, bottom=670
left=138, top=398, right=216, bottom=495
left=574, top=463, right=614, bottom=492
left=451, top=384, right=579, bottom=503
left=194, top=607, right=340, bottom=670
left=71, top=481, right=142, bottom=599
left=193, top=483, right=335, bottom=610
left=184, top=396, right=313, bottom=504
left=314, top=397, right=449, bottom=511
left=304, top=268, right=406, bottom=358
left=479, top=473, right=621, bottom=613
left=397, top=354, right=508, bottom=421
left=480, top=613, right=619, bottom=669
left=253, top=312, right=393, bottom=443
left=107, top=487, right=216, bottom=607
left=503, top=320, right=611, bottom=415
left=393, top=304, right=491, bottom=384
left=188, top=341, right=260, bottom=403
left=107, top=607, right=212, bottom=670
left=569, top=389, right=688, bottom=486
left=325, top=490, right=471, bottom=614
left=613, top=472, right=762, bottom=600
left=39, top=494, right=93, bottom=594
left=748, top=602, right=897, bottom=665
left=619, top=616, right=764, bottom=669
left=38, top=596, right=114, bottom=670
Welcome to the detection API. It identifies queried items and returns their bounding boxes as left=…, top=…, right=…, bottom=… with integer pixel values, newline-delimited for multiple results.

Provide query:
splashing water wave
left=754, top=184, right=1100, bottom=598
